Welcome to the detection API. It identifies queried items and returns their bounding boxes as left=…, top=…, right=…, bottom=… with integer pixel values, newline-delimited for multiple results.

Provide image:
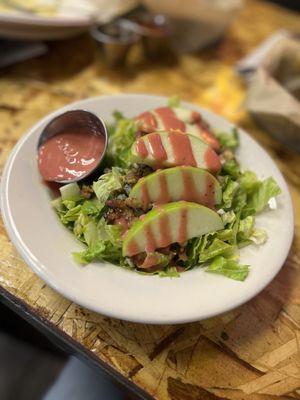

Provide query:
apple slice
left=135, top=106, right=220, bottom=151
left=131, top=130, right=221, bottom=173
left=122, top=201, right=223, bottom=257
left=129, top=166, right=222, bottom=208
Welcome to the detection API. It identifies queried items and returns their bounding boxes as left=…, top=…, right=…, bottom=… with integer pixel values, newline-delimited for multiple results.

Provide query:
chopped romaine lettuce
left=216, top=127, right=239, bottom=150
left=199, top=238, right=235, bottom=263
left=239, top=171, right=259, bottom=193
left=60, top=182, right=82, bottom=202
left=106, top=117, right=137, bottom=167
left=216, top=229, right=234, bottom=242
left=73, top=241, right=122, bottom=265
left=250, top=228, right=268, bottom=245
left=206, top=256, right=249, bottom=281
left=238, top=216, right=254, bottom=240
left=73, top=212, right=90, bottom=239
left=158, top=267, right=180, bottom=278
left=222, top=179, right=239, bottom=209
left=248, top=177, right=281, bottom=214
left=221, top=210, right=236, bottom=225
left=81, top=198, right=103, bottom=216
left=93, top=167, right=124, bottom=203
left=51, top=197, right=64, bottom=212
left=222, top=159, right=240, bottom=179
left=60, top=204, right=82, bottom=224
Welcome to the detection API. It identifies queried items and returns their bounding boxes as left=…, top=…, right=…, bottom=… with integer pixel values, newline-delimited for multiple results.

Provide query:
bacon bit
left=190, top=111, right=201, bottom=124
left=158, top=245, right=172, bottom=255
left=80, top=184, right=94, bottom=199
left=124, top=165, right=153, bottom=186
left=104, top=199, right=138, bottom=226
left=106, top=198, right=127, bottom=209
left=125, top=197, right=144, bottom=209
left=106, top=197, right=143, bottom=210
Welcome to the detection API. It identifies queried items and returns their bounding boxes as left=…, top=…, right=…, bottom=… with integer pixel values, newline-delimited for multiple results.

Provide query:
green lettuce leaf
left=73, top=241, right=122, bottom=265
left=199, top=238, right=235, bottom=263
left=236, top=215, right=255, bottom=249
left=232, top=187, right=247, bottom=212
left=206, top=256, right=249, bottom=281
left=186, top=234, right=214, bottom=267
left=221, top=210, right=236, bottom=226
left=112, top=110, right=125, bottom=121
left=248, top=177, right=281, bottom=214
left=239, top=171, right=259, bottom=193
left=250, top=228, right=268, bottom=245
left=106, top=118, right=137, bottom=167
left=83, top=221, right=99, bottom=248
left=238, top=216, right=254, bottom=239
left=216, top=127, right=239, bottom=150
left=62, top=200, right=77, bottom=210
left=105, top=223, right=122, bottom=247
left=60, top=182, right=82, bottom=202
left=60, top=204, right=82, bottom=224
left=73, top=212, right=90, bottom=239
left=73, top=215, right=123, bottom=265
left=158, top=266, right=180, bottom=278
left=222, top=179, right=239, bottom=209
left=93, top=167, right=124, bottom=203
left=216, top=229, right=234, bottom=242
left=81, top=198, right=103, bottom=216
left=51, top=197, right=64, bottom=213
left=222, top=159, right=240, bottom=179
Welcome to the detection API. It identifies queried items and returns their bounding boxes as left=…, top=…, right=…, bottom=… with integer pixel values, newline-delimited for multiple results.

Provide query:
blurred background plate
left=0, top=0, right=137, bottom=40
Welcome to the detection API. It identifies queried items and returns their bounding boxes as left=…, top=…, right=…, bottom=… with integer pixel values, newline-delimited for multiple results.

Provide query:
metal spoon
left=37, top=110, right=108, bottom=184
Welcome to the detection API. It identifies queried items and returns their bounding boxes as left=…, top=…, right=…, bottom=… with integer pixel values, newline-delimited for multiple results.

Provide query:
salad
left=51, top=97, right=281, bottom=280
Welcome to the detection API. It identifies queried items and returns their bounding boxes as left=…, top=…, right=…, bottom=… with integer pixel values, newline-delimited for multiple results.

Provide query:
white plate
left=0, top=94, right=294, bottom=324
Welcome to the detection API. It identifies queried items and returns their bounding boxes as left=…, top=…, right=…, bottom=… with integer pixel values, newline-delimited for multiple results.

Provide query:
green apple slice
left=122, top=201, right=223, bottom=257
left=131, top=131, right=221, bottom=173
left=129, top=166, right=222, bottom=208
left=135, top=106, right=220, bottom=150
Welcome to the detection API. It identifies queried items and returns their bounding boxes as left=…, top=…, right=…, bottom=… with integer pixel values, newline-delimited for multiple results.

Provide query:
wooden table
left=1, top=1, right=300, bottom=399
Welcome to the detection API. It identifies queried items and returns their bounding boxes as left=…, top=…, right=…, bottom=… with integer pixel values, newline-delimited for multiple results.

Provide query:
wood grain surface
left=1, top=1, right=300, bottom=399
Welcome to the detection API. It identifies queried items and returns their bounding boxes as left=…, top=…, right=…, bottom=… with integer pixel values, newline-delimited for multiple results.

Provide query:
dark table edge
left=0, top=286, right=153, bottom=400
